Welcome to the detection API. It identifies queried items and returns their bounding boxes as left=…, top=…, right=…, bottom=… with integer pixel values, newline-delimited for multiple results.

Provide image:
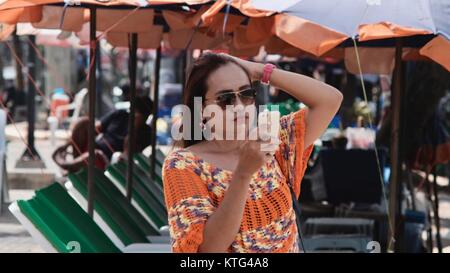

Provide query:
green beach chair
left=9, top=183, right=170, bottom=253
left=114, top=159, right=165, bottom=207
left=105, top=161, right=168, bottom=229
left=66, top=168, right=170, bottom=249
left=154, top=148, right=167, bottom=166
left=133, top=153, right=163, bottom=189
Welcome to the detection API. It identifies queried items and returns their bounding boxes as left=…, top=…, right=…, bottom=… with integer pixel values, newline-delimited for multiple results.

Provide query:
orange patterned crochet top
left=162, top=108, right=314, bottom=253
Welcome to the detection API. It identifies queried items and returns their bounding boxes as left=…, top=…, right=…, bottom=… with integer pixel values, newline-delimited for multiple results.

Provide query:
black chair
left=304, top=148, right=390, bottom=252
left=319, top=148, right=386, bottom=205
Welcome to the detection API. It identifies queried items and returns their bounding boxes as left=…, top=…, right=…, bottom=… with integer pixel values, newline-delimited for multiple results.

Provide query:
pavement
left=6, top=138, right=65, bottom=189
left=0, top=190, right=44, bottom=253
left=1, top=137, right=65, bottom=253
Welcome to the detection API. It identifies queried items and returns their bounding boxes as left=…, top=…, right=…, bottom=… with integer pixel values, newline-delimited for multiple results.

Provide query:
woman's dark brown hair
left=180, top=53, right=252, bottom=148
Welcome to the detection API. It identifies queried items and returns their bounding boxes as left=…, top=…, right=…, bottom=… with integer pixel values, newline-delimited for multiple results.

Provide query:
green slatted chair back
left=134, top=153, right=163, bottom=188
left=106, top=162, right=168, bottom=228
left=155, top=148, right=166, bottom=167
left=117, top=160, right=165, bottom=207
left=67, top=168, right=155, bottom=246
left=17, top=183, right=120, bottom=253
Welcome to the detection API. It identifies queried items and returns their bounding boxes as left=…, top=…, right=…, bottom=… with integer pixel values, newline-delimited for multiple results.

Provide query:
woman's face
left=203, top=62, right=256, bottom=140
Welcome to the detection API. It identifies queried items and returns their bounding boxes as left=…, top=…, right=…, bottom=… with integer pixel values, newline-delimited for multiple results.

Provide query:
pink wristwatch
left=260, top=63, right=276, bottom=85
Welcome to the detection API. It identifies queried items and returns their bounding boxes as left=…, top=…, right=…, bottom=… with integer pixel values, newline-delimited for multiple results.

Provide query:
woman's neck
left=206, top=139, right=244, bottom=154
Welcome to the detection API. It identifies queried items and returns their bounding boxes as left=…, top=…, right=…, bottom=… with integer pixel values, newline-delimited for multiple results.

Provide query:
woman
left=162, top=53, right=342, bottom=253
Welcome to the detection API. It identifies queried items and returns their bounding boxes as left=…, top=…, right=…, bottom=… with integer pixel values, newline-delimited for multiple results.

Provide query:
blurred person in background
left=53, top=95, right=153, bottom=173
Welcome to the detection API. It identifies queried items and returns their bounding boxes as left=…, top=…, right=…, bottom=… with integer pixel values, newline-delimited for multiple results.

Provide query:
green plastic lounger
left=133, top=153, right=163, bottom=188
left=136, top=148, right=166, bottom=185
left=9, top=183, right=171, bottom=253
left=123, top=158, right=165, bottom=204
left=154, top=148, right=167, bottom=166
left=66, top=168, right=170, bottom=248
left=105, top=161, right=168, bottom=229
left=109, top=160, right=165, bottom=207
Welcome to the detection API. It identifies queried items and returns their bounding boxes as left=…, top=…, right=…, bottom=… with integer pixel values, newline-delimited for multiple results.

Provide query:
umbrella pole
left=150, top=47, right=161, bottom=179
left=182, top=49, right=194, bottom=93
left=87, top=7, right=97, bottom=217
left=424, top=168, right=434, bottom=252
left=388, top=38, right=404, bottom=252
left=96, top=40, right=103, bottom=118
left=17, top=35, right=44, bottom=168
left=432, top=166, right=443, bottom=253
left=26, top=35, right=37, bottom=157
left=181, top=50, right=187, bottom=91
left=126, top=33, right=138, bottom=201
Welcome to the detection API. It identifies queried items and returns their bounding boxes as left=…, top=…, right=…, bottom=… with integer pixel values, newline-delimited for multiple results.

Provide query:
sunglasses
left=206, top=88, right=257, bottom=109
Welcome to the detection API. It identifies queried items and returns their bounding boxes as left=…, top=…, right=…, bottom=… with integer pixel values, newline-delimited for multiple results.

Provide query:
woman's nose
left=234, top=96, right=245, bottom=106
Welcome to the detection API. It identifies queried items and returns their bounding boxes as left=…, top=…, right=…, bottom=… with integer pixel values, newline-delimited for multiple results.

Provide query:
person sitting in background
left=52, top=116, right=109, bottom=174
left=53, top=96, right=153, bottom=173
left=111, top=133, right=153, bottom=165
left=95, top=96, right=153, bottom=159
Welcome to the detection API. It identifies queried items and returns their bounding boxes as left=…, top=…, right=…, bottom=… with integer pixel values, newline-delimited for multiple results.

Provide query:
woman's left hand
left=220, top=53, right=264, bottom=82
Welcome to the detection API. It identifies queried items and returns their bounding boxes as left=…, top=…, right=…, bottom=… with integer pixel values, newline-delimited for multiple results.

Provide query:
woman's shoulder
left=279, top=107, right=308, bottom=127
left=278, top=108, right=308, bottom=140
left=162, top=147, right=199, bottom=171
left=162, top=148, right=208, bottom=188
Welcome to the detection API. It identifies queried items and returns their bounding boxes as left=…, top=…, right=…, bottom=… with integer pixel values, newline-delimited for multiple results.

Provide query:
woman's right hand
left=199, top=138, right=270, bottom=253
left=234, top=140, right=271, bottom=180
